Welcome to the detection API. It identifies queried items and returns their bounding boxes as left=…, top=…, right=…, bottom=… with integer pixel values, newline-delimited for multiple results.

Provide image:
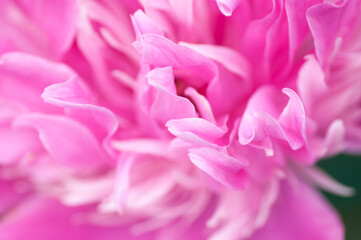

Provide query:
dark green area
left=318, top=154, right=361, bottom=240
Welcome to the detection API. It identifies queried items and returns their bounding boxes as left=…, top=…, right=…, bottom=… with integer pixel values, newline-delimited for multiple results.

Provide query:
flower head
left=0, top=0, right=360, bottom=239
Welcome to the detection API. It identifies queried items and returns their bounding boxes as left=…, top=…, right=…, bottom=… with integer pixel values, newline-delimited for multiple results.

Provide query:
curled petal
left=238, top=86, right=307, bottom=155
left=188, top=147, right=248, bottom=190
left=166, top=117, right=227, bottom=147
left=278, top=88, right=306, bottom=150
left=146, top=67, right=197, bottom=125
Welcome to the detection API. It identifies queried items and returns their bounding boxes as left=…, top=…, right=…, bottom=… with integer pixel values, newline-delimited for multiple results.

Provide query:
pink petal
left=297, top=55, right=328, bottom=112
left=307, top=0, right=361, bottom=67
left=42, top=76, right=118, bottom=153
left=0, top=177, right=30, bottom=215
left=285, top=0, right=322, bottom=60
left=180, top=43, right=250, bottom=81
left=238, top=111, right=284, bottom=156
left=131, top=10, right=163, bottom=40
left=238, top=86, right=307, bottom=154
left=166, top=117, right=227, bottom=147
left=249, top=180, right=344, bottom=240
left=13, top=113, right=109, bottom=168
left=0, top=0, right=76, bottom=58
left=76, top=2, right=135, bottom=114
left=13, top=0, right=76, bottom=58
left=0, top=197, right=154, bottom=240
left=0, top=128, right=41, bottom=165
left=206, top=64, right=247, bottom=116
left=188, top=147, right=248, bottom=190
left=134, top=33, right=216, bottom=87
left=278, top=88, right=306, bottom=150
left=0, top=52, right=74, bottom=112
left=147, top=67, right=197, bottom=125
left=184, top=87, right=216, bottom=124
left=178, top=43, right=250, bottom=116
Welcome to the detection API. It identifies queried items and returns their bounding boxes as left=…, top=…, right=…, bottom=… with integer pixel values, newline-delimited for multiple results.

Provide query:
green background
left=319, top=154, right=361, bottom=240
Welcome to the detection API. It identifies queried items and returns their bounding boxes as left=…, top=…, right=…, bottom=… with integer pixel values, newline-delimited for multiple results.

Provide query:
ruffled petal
left=238, top=86, right=307, bottom=155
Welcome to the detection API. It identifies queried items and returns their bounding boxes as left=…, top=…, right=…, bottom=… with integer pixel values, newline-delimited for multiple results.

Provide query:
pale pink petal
left=215, top=0, right=241, bottom=16
left=296, top=166, right=354, bottom=197
left=60, top=175, right=114, bottom=206
left=324, top=119, right=345, bottom=156
left=112, top=139, right=171, bottom=158
left=297, top=55, right=328, bottom=112
left=114, top=154, right=135, bottom=211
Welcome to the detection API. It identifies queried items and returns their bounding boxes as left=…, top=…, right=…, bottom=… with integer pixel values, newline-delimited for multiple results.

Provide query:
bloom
left=0, top=0, right=360, bottom=239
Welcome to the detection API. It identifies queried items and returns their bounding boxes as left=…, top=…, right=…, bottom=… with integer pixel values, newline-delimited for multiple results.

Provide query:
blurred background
left=319, top=154, right=361, bottom=240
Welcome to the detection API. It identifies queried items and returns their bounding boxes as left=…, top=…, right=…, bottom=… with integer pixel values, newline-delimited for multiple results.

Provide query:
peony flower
left=0, top=0, right=360, bottom=239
